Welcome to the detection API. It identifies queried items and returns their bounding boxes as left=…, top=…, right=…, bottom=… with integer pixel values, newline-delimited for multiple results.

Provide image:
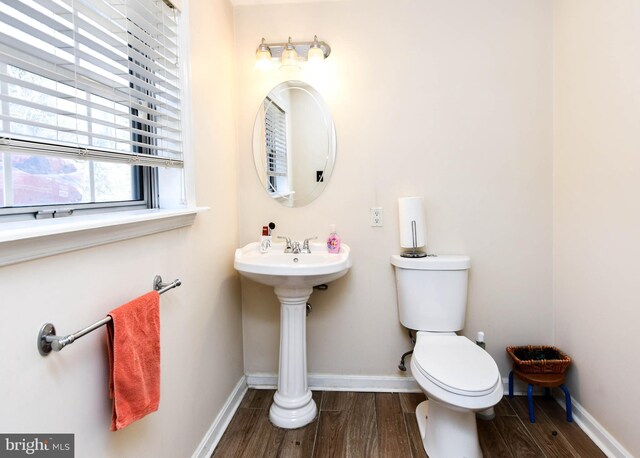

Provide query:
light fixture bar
left=257, top=37, right=331, bottom=61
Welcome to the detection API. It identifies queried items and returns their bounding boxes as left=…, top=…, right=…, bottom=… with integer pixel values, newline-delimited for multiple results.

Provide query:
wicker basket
left=506, top=345, right=571, bottom=374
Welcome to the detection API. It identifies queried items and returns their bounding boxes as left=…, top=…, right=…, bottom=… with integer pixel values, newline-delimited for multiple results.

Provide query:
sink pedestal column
left=270, top=287, right=317, bottom=429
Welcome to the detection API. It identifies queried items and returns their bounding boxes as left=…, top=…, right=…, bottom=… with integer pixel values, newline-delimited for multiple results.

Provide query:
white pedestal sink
left=234, top=241, right=351, bottom=429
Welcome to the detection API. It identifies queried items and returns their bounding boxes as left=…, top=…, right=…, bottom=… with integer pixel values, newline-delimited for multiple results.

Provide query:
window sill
left=0, top=207, right=208, bottom=267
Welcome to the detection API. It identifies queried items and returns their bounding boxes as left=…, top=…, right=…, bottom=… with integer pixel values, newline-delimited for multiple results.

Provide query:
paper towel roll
left=398, top=197, right=426, bottom=249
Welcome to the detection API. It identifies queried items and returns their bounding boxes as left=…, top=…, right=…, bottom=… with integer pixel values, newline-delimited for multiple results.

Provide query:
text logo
left=0, top=434, right=73, bottom=457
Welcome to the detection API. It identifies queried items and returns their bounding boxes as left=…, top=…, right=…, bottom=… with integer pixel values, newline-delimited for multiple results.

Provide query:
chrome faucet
left=277, top=236, right=293, bottom=253
left=302, top=236, right=317, bottom=253
left=277, top=235, right=317, bottom=254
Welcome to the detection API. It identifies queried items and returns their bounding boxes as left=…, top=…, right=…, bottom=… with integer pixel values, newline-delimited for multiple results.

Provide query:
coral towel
left=107, top=291, right=160, bottom=431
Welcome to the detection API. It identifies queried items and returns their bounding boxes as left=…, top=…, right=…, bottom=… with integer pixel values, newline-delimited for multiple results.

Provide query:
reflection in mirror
left=253, top=81, right=336, bottom=207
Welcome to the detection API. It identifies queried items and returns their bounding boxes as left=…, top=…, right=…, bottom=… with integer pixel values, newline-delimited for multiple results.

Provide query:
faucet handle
left=302, top=236, right=317, bottom=253
left=277, top=236, right=292, bottom=252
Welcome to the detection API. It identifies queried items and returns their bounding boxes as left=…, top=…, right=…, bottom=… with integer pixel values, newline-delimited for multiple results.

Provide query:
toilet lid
left=413, top=335, right=500, bottom=397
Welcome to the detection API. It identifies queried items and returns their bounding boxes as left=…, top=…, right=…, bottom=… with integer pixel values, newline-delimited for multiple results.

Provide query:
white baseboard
left=246, top=372, right=421, bottom=392
left=191, top=376, right=248, bottom=458
left=552, top=394, right=632, bottom=458
left=503, top=375, right=630, bottom=457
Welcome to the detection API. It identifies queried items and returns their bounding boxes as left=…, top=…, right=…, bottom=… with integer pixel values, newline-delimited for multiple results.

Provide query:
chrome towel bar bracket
left=37, top=275, right=181, bottom=356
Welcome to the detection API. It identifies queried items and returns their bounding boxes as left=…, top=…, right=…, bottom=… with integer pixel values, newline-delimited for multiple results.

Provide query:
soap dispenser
left=327, top=224, right=341, bottom=254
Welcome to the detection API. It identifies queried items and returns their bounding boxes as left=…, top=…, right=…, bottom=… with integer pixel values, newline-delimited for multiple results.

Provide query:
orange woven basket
left=506, top=345, right=571, bottom=374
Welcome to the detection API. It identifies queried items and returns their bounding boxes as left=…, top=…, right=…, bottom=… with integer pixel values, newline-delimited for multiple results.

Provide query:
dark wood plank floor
left=212, top=389, right=605, bottom=457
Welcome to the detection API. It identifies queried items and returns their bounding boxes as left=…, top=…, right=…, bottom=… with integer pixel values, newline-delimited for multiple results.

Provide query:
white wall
left=554, top=1, right=640, bottom=455
left=0, top=0, right=242, bottom=457
left=235, top=0, right=553, bottom=378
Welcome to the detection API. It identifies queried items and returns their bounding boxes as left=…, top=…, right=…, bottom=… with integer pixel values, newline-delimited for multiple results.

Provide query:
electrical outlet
left=370, top=207, right=383, bottom=227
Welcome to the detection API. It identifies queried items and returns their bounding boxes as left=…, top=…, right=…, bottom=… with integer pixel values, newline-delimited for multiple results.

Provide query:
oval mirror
left=252, top=81, right=336, bottom=207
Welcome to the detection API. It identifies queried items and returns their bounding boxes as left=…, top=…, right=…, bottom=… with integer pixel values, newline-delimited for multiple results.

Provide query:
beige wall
left=554, top=0, right=640, bottom=455
left=1, top=0, right=636, bottom=455
left=235, top=0, right=554, bottom=378
left=0, top=0, right=241, bottom=456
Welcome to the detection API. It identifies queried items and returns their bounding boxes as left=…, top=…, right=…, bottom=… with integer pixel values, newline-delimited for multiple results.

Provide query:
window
left=264, top=97, right=288, bottom=195
left=0, top=0, right=183, bottom=219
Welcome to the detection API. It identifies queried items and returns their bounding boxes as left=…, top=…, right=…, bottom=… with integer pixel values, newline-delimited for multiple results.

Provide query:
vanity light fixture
left=255, top=38, right=272, bottom=71
left=255, top=35, right=331, bottom=71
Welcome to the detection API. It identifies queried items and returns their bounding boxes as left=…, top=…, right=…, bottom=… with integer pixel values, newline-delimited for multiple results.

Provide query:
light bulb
left=255, top=38, right=272, bottom=70
left=280, top=37, right=300, bottom=70
left=256, top=50, right=272, bottom=70
left=308, top=47, right=324, bottom=64
left=307, top=35, right=325, bottom=65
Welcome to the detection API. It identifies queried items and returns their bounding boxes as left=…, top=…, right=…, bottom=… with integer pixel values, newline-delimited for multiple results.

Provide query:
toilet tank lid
left=390, top=255, right=470, bottom=270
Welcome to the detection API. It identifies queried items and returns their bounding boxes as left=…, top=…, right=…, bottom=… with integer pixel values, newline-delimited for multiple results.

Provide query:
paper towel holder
left=400, top=221, right=428, bottom=258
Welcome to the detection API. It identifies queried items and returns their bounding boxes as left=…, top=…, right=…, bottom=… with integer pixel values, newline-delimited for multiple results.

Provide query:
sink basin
left=233, top=240, right=351, bottom=429
left=234, top=242, right=351, bottom=288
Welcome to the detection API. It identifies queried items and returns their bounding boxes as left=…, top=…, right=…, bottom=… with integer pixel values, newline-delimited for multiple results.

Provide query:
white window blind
left=0, top=0, right=183, bottom=169
left=264, top=97, right=286, bottom=192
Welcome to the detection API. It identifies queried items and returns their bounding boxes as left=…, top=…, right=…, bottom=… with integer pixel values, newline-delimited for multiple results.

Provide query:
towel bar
left=37, top=275, right=181, bottom=356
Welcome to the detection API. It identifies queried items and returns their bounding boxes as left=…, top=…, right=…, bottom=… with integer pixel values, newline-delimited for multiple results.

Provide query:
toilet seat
left=413, top=333, right=500, bottom=397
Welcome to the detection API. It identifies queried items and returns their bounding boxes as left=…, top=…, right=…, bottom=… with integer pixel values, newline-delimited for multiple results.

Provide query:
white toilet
left=391, top=254, right=503, bottom=458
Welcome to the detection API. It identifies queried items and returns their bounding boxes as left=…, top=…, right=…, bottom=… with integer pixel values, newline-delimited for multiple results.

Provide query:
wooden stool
left=508, top=368, right=573, bottom=423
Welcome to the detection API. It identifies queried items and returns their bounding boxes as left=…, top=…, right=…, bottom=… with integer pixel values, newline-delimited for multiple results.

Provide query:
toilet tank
left=390, top=255, right=470, bottom=331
